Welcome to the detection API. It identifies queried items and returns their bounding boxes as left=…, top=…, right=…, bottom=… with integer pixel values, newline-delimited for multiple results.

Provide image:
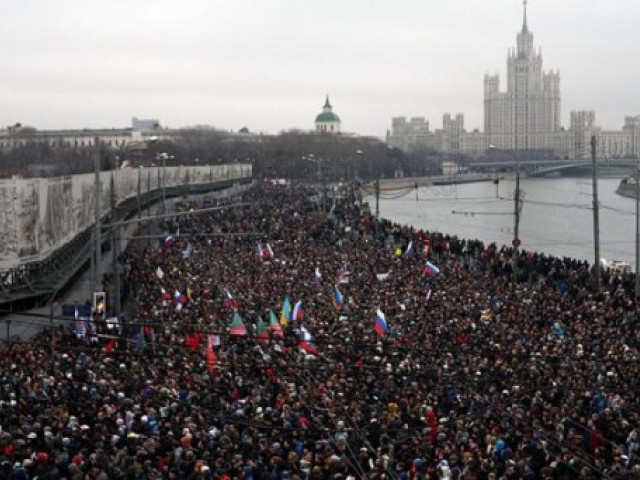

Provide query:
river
left=371, top=175, right=637, bottom=266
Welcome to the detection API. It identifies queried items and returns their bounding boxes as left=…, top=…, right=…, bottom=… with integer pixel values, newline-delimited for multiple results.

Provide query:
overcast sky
left=1, top=0, right=638, bottom=138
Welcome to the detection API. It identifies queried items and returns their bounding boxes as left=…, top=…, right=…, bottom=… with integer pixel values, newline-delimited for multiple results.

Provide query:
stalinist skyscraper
left=484, top=0, right=561, bottom=151
left=387, top=0, right=638, bottom=159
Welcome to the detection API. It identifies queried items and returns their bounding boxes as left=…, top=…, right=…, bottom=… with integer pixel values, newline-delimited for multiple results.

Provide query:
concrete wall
left=0, top=163, right=251, bottom=270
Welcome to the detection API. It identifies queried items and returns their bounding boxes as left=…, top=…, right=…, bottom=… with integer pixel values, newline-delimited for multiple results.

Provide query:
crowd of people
left=1, top=181, right=640, bottom=479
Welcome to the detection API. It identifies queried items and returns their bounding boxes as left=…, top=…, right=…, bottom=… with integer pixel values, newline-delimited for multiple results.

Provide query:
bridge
left=527, top=158, right=637, bottom=177
left=0, top=164, right=252, bottom=311
left=470, top=157, right=637, bottom=176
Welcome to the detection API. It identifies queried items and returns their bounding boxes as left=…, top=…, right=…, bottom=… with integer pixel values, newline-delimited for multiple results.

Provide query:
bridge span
left=471, top=157, right=637, bottom=176
left=0, top=164, right=252, bottom=311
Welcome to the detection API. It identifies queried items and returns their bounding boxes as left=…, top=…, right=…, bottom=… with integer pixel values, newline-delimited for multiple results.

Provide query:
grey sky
left=1, top=0, right=638, bottom=138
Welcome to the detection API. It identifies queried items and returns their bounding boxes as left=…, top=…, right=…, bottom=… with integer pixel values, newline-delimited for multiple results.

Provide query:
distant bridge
left=528, top=159, right=637, bottom=177
left=470, top=158, right=638, bottom=176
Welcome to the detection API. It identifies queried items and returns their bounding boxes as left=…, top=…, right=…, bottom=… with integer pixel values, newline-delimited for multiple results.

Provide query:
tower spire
left=522, top=0, right=528, bottom=31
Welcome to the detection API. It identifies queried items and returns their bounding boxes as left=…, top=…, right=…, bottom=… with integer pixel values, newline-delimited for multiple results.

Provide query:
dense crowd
left=1, top=182, right=640, bottom=480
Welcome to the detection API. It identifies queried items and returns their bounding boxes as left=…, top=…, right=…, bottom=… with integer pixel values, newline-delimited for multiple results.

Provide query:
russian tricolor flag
left=374, top=308, right=389, bottom=335
left=292, top=300, right=304, bottom=321
left=164, top=235, right=176, bottom=247
left=336, top=263, right=350, bottom=284
left=423, top=261, right=440, bottom=277
left=224, top=289, right=239, bottom=309
left=159, top=287, right=172, bottom=306
left=333, top=285, right=344, bottom=311
left=173, top=289, right=187, bottom=311
left=258, top=242, right=275, bottom=259
left=298, top=326, right=318, bottom=354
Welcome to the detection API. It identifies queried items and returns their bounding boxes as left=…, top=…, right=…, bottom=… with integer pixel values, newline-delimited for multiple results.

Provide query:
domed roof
left=315, top=95, right=341, bottom=125
left=315, top=111, right=341, bottom=123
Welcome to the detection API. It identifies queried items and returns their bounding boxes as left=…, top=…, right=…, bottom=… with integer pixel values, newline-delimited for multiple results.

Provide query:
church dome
left=315, top=111, right=341, bottom=123
left=315, top=95, right=341, bottom=134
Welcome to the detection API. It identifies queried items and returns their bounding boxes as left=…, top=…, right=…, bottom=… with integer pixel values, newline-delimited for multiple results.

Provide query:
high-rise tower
left=484, top=0, right=560, bottom=151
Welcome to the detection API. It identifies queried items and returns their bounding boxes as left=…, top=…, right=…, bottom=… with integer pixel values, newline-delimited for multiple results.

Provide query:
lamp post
left=110, top=171, right=121, bottom=321
left=635, top=158, right=639, bottom=301
left=92, top=137, right=102, bottom=294
left=489, top=145, right=522, bottom=275
left=355, top=149, right=363, bottom=181
left=590, top=135, right=601, bottom=290
left=162, top=153, right=167, bottom=214
left=156, top=152, right=174, bottom=215
left=158, top=152, right=167, bottom=214
left=121, top=138, right=156, bottom=246
left=108, top=138, right=158, bottom=318
left=514, top=160, right=521, bottom=248
left=306, top=154, right=325, bottom=213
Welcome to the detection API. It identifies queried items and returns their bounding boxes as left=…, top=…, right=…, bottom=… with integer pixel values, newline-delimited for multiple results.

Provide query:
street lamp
left=92, top=137, right=102, bottom=294
left=110, top=170, right=120, bottom=322
left=489, top=145, right=522, bottom=265
left=156, top=152, right=174, bottom=214
left=105, top=138, right=159, bottom=321
left=306, top=154, right=325, bottom=212
left=355, top=149, right=364, bottom=181
left=635, top=158, right=639, bottom=301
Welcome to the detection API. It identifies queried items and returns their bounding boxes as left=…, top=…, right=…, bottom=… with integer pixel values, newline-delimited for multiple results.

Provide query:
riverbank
left=374, top=176, right=637, bottom=266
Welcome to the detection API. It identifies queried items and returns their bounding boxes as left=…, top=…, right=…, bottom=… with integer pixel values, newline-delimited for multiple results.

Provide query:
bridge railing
left=0, top=164, right=252, bottom=273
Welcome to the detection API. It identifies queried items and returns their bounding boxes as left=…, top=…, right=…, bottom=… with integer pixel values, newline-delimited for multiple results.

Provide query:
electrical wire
left=3, top=298, right=635, bottom=477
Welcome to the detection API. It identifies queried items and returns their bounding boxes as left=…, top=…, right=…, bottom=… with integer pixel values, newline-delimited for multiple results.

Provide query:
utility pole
left=322, top=161, right=327, bottom=214
left=137, top=167, right=142, bottom=220
left=157, top=166, right=161, bottom=214
left=313, top=155, right=321, bottom=212
left=137, top=167, right=142, bottom=252
left=93, top=137, right=102, bottom=293
left=110, top=172, right=121, bottom=321
left=591, top=135, right=601, bottom=290
left=375, top=176, right=380, bottom=219
left=90, top=230, right=94, bottom=298
left=635, top=157, right=639, bottom=302
left=511, top=162, right=521, bottom=278
left=514, top=166, right=520, bottom=243
left=147, top=170, right=152, bottom=246
left=161, top=154, right=167, bottom=215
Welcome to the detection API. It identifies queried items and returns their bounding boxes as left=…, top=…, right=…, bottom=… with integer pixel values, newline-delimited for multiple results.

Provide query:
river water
left=372, top=175, right=637, bottom=266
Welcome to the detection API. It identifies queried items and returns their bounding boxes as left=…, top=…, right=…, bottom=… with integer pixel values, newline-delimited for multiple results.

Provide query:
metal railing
left=0, top=176, right=253, bottom=310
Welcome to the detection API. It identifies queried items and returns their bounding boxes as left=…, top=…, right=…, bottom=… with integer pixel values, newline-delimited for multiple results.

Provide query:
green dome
left=315, top=112, right=341, bottom=123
